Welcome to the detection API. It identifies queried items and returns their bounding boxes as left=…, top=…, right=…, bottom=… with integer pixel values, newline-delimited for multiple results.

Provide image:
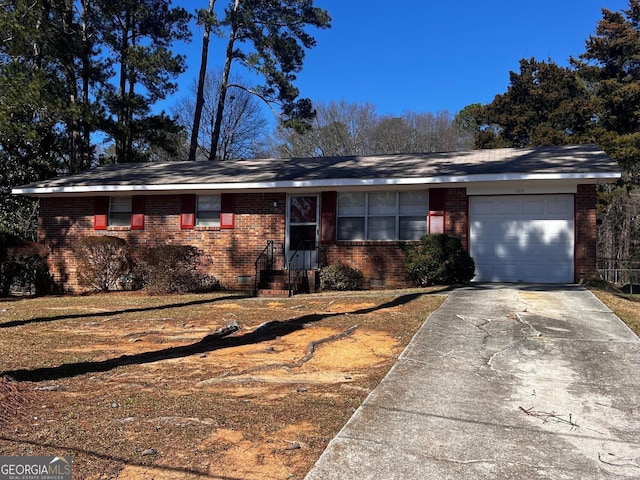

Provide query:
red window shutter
left=220, top=193, right=235, bottom=229
left=429, top=189, right=446, bottom=211
left=94, top=196, right=109, bottom=230
left=428, top=189, right=446, bottom=234
left=320, top=191, right=337, bottom=244
left=131, top=196, right=145, bottom=230
left=180, top=194, right=195, bottom=229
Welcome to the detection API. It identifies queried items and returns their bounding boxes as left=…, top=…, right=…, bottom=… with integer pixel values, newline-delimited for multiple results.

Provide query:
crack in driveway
left=456, top=313, right=543, bottom=372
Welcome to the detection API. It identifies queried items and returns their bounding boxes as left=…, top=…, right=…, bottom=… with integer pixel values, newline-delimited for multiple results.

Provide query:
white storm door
left=286, top=195, right=319, bottom=270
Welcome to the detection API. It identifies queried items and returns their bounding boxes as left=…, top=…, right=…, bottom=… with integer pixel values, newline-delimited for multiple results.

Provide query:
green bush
left=320, top=264, right=364, bottom=291
left=0, top=240, right=52, bottom=296
left=133, top=244, right=219, bottom=294
left=76, top=236, right=131, bottom=292
left=0, top=233, right=9, bottom=296
left=403, top=234, right=475, bottom=286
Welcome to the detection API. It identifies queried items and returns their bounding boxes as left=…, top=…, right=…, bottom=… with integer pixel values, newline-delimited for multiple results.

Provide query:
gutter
left=12, top=171, right=623, bottom=197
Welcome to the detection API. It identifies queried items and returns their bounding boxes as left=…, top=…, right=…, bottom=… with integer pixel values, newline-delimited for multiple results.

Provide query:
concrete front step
left=255, top=288, right=290, bottom=298
left=255, top=269, right=314, bottom=297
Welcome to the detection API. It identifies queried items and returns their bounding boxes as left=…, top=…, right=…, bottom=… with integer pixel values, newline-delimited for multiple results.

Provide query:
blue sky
left=166, top=0, right=630, bottom=119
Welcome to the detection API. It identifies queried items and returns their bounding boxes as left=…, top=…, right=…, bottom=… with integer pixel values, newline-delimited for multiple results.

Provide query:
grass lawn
left=0, top=289, right=445, bottom=480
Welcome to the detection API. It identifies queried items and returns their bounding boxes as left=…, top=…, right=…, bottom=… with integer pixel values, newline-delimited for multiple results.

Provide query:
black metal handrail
left=287, top=239, right=316, bottom=296
left=254, top=240, right=274, bottom=295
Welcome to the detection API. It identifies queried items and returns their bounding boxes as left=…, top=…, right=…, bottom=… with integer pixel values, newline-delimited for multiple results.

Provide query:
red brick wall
left=38, top=185, right=599, bottom=291
left=40, top=193, right=287, bottom=292
left=39, top=196, right=94, bottom=289
left=444, top=188, right=469, bottom=250
left=575, top=184, right=597, bottom=281
left=320, top=188, right=470, bottom=289
left=321, top=242, right=414, bottom=289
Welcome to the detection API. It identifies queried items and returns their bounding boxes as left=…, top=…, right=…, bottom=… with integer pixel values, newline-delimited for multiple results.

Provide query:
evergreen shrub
left=403, top=234, right=475, bottom=286
left=319, top=264, right=364, bottom=291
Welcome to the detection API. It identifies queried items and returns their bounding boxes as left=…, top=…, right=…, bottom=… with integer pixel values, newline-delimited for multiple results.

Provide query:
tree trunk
left=210, top=0, right=239, bottom=161
left=33, top=0, right=51, bottom=69
left=80, top=0, right=92, bottom=171
left=189, top=0, right=216, bottom=162
left=62, top=2, right=81, bottom=173
left=126, top=33, right=136, bottom=163
left=116, top=9, right=131, bottom=164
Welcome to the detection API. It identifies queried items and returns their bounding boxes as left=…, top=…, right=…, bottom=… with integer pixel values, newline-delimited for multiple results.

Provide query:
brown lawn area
left=0, top=289, right=445, bottom=479
left=589, top=285, right=640, bottom=337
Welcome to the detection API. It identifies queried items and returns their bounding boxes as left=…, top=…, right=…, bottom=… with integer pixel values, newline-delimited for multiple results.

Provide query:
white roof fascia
left=12, top=171, right=622, bottom=196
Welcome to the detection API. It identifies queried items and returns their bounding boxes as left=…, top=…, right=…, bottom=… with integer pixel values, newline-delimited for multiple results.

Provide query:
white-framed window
left=196, top=195, right=221, bottom=227
left=399, top=191, right=430, bottom=240
left=109, top=197, right=132, bottom=227
left=337, top=191, right=428, bottom=241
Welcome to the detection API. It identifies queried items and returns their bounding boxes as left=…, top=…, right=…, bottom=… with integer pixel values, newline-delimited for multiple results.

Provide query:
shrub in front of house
left=403, top=234, right=475, bottom=286
left=0, top=239, right=52, bottom=296
left=319, top=264, right=364, bottom=291
left=76, top=236, right=131, bottom=292
left=133, top=244, right=220, bottom=294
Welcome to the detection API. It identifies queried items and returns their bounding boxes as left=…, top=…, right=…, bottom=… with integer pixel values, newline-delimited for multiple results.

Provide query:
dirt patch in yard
left=0, top=289, right=445, bottom=479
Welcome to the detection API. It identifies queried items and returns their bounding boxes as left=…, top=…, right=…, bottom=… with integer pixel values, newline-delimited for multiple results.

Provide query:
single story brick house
left=12, top=144, right=621, bottom=294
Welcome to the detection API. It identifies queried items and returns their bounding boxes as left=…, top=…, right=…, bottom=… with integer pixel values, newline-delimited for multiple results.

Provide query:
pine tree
left=190, top=0, right=330, bottom=161
left=577, top=0, right=640, bottom=182
left=96, top=0, right=191, bottom=163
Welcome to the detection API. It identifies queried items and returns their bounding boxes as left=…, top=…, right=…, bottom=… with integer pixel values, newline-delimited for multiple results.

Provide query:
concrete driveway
left=305, top=285, right=640, bottom=480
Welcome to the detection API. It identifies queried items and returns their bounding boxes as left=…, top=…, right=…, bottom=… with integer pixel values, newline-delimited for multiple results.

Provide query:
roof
left=13, top=144, right=622, bottom=196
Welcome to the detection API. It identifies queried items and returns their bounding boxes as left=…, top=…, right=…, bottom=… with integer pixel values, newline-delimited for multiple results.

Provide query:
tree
left=192, top=0, right=330, bottom=161
left=454, top=103, right=507, bottom=149
left=274, top=100, right=378, bottom=157
left=189, top=0, right=218, bottom=161
left=174, top=70, right=268, bottom=160
left=577, top=0, right=640, bottom=181
left=274, top=101, right=472, bottom=157
left=372, top=111, right=471, bottom=154
left=596, top=183, right=640, bottom=269
left=575, top=0, right=640, bottom=267
left=97, top=0, right=192, bottom=163
left=404, top=110, right=474, bottom=152
left=0, top=0, right=195, bottom=241
left=370, top=116, right=414, bottom=154
left=461, top=58, right=595, bottom=149
left=0, top=69, right=56, bottom=239
left=0, top=0, right=193, bottom=168
left=0, top=1, right=66, bottom=238
left=48, top=0, right=104, bottom=174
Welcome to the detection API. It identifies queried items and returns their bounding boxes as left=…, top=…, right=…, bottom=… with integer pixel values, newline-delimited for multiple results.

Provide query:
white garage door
left=469, top=195, right=574, bottom=283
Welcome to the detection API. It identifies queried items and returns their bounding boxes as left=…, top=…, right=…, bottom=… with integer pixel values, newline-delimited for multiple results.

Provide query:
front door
left=286, top=195, right=319, bottom=270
